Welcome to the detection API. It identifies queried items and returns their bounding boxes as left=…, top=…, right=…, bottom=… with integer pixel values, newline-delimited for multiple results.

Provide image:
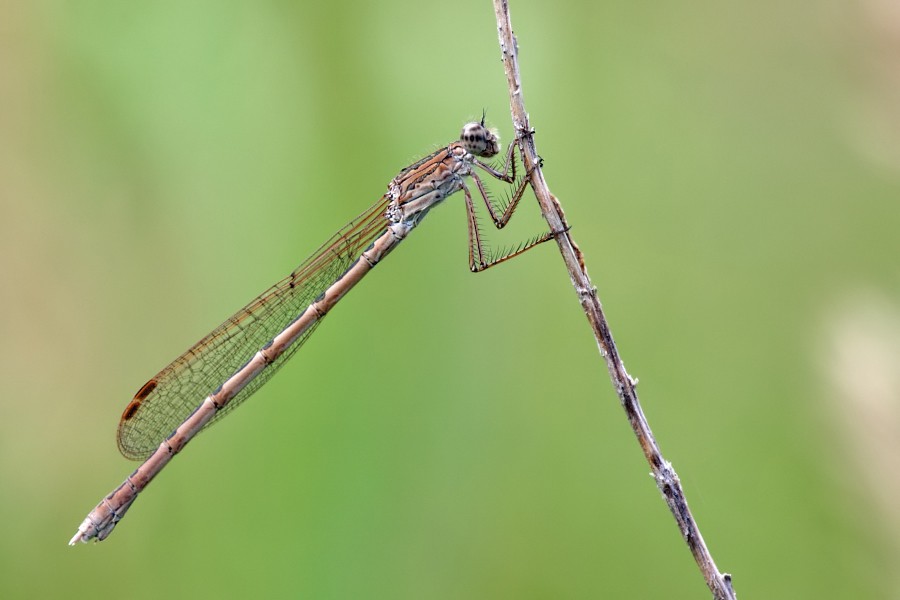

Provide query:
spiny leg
left=470, top=167, right=530, bottom=229
left=463, top=180, right=488, bottom=271
left=462, top=177, right=555, bottom=273
left=472, top=136, right=518, bottom=185
left=462, top=141, right=555, bottom=272
left=471, top=140, right=548, bottom=229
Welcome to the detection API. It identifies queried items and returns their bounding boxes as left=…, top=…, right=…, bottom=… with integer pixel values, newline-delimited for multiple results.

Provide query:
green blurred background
left=2, top=0, right=898, bottom=598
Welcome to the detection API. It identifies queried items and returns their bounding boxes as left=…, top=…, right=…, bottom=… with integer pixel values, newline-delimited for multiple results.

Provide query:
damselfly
left=69, top=119, right=553, bottom=544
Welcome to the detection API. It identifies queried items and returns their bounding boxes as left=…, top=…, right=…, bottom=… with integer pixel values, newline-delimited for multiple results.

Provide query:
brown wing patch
left=122, top=379, right=158, bottom=421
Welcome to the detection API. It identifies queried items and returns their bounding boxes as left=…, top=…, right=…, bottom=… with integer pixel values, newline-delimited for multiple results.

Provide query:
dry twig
left=491, top=2, right=738, bottom=598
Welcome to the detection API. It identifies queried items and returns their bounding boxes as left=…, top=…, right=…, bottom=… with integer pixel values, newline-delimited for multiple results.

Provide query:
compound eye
left=460, top=122, right=496, bottom=156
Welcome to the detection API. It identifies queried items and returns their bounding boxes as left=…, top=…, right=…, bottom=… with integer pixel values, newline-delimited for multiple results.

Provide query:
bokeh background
left=2, top=1, right=898, bottom=598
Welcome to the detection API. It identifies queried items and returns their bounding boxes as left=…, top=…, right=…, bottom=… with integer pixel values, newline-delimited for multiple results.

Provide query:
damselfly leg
left=464, top=138, right=554, bottom=271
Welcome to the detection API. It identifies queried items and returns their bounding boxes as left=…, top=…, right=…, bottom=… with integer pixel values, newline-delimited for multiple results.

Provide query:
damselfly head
left=460, top=122, right=501, bottom=158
